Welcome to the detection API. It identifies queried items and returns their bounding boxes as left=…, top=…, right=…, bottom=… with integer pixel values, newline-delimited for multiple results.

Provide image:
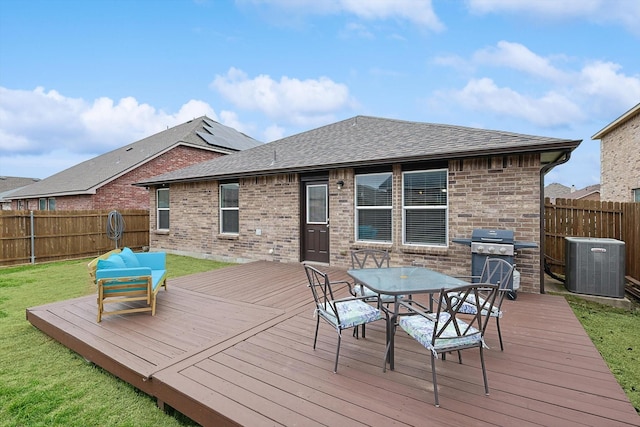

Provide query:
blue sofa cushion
left=97, top=254, right=126, bottom=270
left=119, top=247, right=141, bottom=268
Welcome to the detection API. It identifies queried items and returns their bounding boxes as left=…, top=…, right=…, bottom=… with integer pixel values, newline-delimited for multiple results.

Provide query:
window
left=48, top=198, right=56, bottom=211
left=402, top=169, right=448, bottom=246
left=634, top=188, right=640, bottom=202
left=355, top=173, right=392, bottom=242
left=306, top=184, right=327, bottom=223
left=39, top=198, right=47, bottom=210
left=220, top=183, right=239, bottom=234
left=157, top=188, right=169, bottom=230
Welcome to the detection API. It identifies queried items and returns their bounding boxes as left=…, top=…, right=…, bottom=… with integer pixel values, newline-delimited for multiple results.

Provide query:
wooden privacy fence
left=544, top=198, right=639, bottom=282
left=0, top=210, right=149, bottom=266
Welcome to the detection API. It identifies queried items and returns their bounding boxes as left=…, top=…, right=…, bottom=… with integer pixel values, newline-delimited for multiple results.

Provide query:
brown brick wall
left=152, top=154, right=543, bottom=293
left=600, top=111, right=640, bottom=202
left=151, top=174, right=301, bottom=263
left=13, top=146, right=223, bottom=210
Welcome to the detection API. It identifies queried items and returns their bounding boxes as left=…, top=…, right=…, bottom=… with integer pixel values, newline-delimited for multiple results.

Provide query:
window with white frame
left=355, top=172, right=392, bottom=242
left=48, top=198, right=56, bottom=211
left=39, top=198, right=47, bottom=210
left=220, top=183, right=239, bottom=234
left=402, top=169, right=448, bottom=246
left=157, top=188, right=170, bottom=230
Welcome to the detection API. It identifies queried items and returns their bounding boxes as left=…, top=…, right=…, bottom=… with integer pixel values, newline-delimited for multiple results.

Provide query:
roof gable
left=592, top=103, right=640, bottom=139
left=10, top=116, right=262, bottom=199
left=139, top=115, right=581, bottom=186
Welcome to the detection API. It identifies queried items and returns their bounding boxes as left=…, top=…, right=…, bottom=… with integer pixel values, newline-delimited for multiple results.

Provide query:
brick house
left=8, top=116, right=261, bottom=210
left=544, top=183, right=600, bottom=203
left=137, top=116, right=581, bottom=294
left=0, top=176, right=40, bottom=210
left=592, top=102, right=640, bottom=202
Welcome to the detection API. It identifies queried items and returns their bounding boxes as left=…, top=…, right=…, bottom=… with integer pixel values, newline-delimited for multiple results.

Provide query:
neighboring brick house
left=592, top=102, right=640, bottom=202
left=544, top=183, right=600, bottom=203
left=137, top=116, right=581, bottom=294
left=0, top=176, right=41, bottom=210
left=8, top=117, right=262, bottom=210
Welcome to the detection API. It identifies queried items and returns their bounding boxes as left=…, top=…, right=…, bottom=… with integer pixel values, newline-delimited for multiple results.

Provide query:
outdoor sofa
left=87, top=247, right=167, bottom=322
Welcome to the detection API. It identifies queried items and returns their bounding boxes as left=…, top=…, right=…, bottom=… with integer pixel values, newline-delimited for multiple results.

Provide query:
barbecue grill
left=452, top=229, right=537, bottom=299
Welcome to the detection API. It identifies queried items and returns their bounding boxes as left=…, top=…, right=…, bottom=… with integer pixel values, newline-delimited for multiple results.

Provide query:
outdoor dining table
left=347, top=266, right=468, bottom=371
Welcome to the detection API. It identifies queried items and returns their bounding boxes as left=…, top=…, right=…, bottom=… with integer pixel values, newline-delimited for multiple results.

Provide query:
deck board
left=27, top=261, right=639, bottom=427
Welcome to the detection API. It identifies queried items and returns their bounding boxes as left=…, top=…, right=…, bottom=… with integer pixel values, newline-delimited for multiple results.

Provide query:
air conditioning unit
left=565, top=237, right=625, bottom=298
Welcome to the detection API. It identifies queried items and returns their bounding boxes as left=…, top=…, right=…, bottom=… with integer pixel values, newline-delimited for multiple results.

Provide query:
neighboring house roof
left=137, top=115, right=582, bottom=186
left=544, top=183, right=601, bottom=201
left=0, top=176, right=41, bottom=202
left=569, top=184, right=601, bottom=200
left=10, top=116, right=262, bottom=199
left=592, top=102, right=640, bottom=139
left=544, top=182, right=571, bottom=200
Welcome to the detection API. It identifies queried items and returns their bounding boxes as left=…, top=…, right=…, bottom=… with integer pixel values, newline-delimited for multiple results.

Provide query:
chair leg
left=361, top=323, right=366, bottom=339
left=353, top=325, right=359, bottom=338
left=479, top=345, right=490, bottom=396
left=431, top=353, right=440, bottom=407
left=313, top=316, right=320, bottom=349
left=496, top=317, right=504, bottom=351
left=334, top=330, right=342, bottom=373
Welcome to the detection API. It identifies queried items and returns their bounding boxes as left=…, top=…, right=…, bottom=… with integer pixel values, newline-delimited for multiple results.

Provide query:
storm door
left=302, top=181, right=330, bottom=263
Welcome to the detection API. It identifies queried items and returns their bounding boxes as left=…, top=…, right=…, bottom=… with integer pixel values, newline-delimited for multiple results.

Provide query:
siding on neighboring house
left=150, top=154, right=542, bottom=293
left=595, top=103, right=640, bottom=202
left=16, top=146, right=224, bottom=210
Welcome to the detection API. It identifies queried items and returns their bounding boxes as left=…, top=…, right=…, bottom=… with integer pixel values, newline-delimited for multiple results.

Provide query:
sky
left=1, top=0, right=639, bottom=190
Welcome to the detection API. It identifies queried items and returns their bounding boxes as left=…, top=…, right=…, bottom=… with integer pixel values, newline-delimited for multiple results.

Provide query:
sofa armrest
left=134, top=252, right=166, bottom=271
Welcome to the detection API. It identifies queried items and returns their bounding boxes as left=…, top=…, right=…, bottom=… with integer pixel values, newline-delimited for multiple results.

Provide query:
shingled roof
left=137, top=115, right=581, bottom=186
left=10, top=116, right=261, bottom=198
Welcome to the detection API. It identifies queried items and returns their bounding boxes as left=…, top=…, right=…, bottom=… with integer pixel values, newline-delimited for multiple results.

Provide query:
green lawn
left=1, top=257, right=638, bottom=426
left=0, top=255, right=232, bottom=427
left=564, top=295, right=640, bottom=413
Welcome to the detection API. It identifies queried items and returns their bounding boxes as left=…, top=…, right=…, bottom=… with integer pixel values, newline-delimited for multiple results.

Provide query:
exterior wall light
left=337, top=180, right=344, bottom=190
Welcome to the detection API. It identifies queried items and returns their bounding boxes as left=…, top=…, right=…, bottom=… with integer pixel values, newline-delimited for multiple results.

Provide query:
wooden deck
left=27, top=261, right=639, bottom=426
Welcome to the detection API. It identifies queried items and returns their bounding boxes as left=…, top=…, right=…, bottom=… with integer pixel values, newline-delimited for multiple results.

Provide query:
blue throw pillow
left=119, top=247, right=140, bottom=268
left=97, top=254, right=126, bottom=270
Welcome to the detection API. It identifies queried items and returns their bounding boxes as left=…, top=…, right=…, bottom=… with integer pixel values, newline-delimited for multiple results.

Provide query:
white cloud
left=240, top=0, right=444, bottom=30
left=433, top=41, right=640, bottom=129
left=578, top=61, right=640, bottom=108
left=263, top=124, right=286, bottom=142
left=447, top=77, right=584, bottom=127
left=210, top=67, right=354, bottom=126
left=466, top=0, right=640, bottom=34
left=0, top=86, right=230, bottom=177
left=473, top=41, right=569, bottom=82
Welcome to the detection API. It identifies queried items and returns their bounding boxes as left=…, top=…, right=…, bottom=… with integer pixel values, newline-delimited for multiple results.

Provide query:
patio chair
left=303, top=263, right=385, bottom=373
left=350, top=249, right=398, bottom=338
left=453, top=258, right=514, bottom=350
left=398, top=283, right=499, bottom=407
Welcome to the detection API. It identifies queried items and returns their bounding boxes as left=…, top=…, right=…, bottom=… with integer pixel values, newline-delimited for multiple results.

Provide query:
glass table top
left=347, top=266, right=468, bottom=295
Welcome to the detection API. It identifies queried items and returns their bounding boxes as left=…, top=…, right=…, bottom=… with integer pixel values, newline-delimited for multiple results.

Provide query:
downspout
left=539, top=151, right=572, bottom=293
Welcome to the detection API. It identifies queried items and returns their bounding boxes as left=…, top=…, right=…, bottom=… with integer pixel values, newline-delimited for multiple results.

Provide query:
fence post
left=30, top=210, right=35, bottom=264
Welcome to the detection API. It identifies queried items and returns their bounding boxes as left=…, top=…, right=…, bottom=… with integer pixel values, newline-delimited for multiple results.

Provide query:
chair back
left=480, top=258, right=514, bottom=310
left=351, top=249, right=390, bottom=269
left=304, top=264, right=339, bottom=319
left=435, top=283, right=499, bottom=346
left=480, top=258, right=514, bottom=290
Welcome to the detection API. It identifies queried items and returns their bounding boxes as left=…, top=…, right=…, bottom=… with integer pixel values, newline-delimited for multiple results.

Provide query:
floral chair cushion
left=450, top=293, right=503, bottom=318
left=399, top=312, right=482, bottom=356
left=318, top=299, right=383, bottom=329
